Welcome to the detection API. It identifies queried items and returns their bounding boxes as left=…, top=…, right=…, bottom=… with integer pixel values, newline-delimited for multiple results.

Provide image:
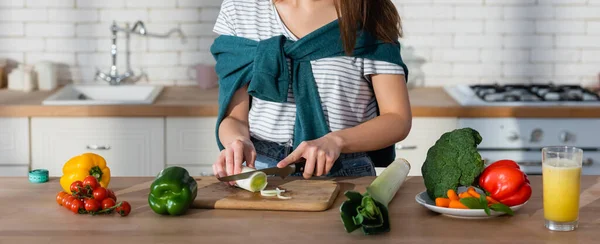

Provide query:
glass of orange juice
left=542, top=146, right=583, bottom=231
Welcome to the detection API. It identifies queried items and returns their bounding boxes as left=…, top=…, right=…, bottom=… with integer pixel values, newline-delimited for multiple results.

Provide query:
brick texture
left=0, top=0, right=598, bottom=86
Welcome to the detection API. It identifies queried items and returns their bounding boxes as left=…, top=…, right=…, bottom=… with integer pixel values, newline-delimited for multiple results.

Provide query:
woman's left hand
left=276, top=133, right=344, bottom=179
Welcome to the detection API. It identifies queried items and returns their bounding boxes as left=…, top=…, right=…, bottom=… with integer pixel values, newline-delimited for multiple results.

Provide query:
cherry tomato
left=63, top=196, right=75, bottom=209
left=82, top=175, right=99, bottom=190
left=70, top=199, right=84, bottom=214
left=84, top=199, right=100, bottom=212
left=101, top=198, right=116, bottom=210
left=69, top=181, right=83, bottom=194
left=92, top=187, right=107, bottom=202
left=56, top=192, right=67, bottom=206
left=115, top=201, right=131, bottom=217
left=107, top=189, right=117, bottom=201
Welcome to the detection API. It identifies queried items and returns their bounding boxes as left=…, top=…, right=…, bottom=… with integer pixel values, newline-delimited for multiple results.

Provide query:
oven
left=459, top=118, right=600, bottom=175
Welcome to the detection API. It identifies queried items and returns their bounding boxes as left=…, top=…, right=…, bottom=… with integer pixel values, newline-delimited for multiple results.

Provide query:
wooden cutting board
left=191, top=177, right=340, bottom=212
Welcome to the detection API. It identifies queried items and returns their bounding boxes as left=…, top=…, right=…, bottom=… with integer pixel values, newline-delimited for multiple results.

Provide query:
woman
left=211, top=0, right=412, bottom=181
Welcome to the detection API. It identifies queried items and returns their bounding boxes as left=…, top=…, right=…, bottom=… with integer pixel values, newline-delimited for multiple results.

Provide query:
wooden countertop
left=1, top=176, right=599, bottom=243
left=1, top=86, right=600, bottom=117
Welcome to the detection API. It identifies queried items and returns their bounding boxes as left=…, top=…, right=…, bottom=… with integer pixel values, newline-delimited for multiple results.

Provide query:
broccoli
left=421, top=128, right=484, bottom=200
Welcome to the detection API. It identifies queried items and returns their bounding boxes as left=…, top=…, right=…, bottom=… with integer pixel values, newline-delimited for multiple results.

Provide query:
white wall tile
left=503, top=64, right=553, bottom=77
left=555, top=7, right=600, bottom=19
left=503, top=6, right=554, bottom=19
left=531, top=49, right=581, bottom=63
left=536, top=21, right=585, bottom=34
left=100, top=10, right=149, bottom=22
left=402, top=6, right=453, bottom=19
left=0, top=0, right=24, bottom=7
left=126, top=0, right=176, bottom=8
left=453, top=64, right=502, bottom=77
left=582, top=51, right=600, bottom=62
left=503, top=35, right=554, bottom=48
left=0, top=9, right=47, bottom=22
left=130, top=52, right=179, bottom=66
left=588, top=22, right=600, bottom=34
left=432, top=49, right=479, bottom=62
left=26, top=52, right=76, bottom=65
left=26, top=0, right=74, bottom=7
left=77, top=0, right=124, bottom=8
left=480, top=49, right=530, bottom=63
left=46, top=38, right=96, bottom=51
left=145, top=67, right=189, bottom=80
left=148, top=38, right=198, bottom=51
left=556, top=35, right=600, bottom=48
left=486, top=21, right=535, bottom=34
left=181, top=23, right=217, bottom=37
left=178, top=0, right=222, bottom=7
left=48, top=9, right=99, bottom=23
left=149, top=9, right=199, bottom=23
left=454, top=35, right=503, bottom=48
left=0, top=52, right=25, bottom=63
left=26, top=24, right=75, bottom=37
left=0, top=23, right=24, bottom=36
left=0, top=38, right=44, bottom=51
left=454, top=6, right=502, bottom=19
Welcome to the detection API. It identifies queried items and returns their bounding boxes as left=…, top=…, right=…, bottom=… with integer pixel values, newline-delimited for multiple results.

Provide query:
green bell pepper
left=148, top=166, right=198, bottom=216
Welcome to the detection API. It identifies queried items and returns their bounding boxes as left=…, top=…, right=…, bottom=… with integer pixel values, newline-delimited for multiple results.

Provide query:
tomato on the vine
left=82, top=175, right=99, bottom=190
left=69, top=181, right=83, bottom=194
left=100, top=198, right=115, bottom=210
left=56, top=192, right=67, bottom=206
left=84, top=199, right=100, bottom=212
left=70, top=199, right=83, bottom=214
left=63, top=196, right=75, bottom=209
left=107, top=189, right=117, bottom=201
left=115, top=201, right=131, bottom=217
left=92, top=187, right=107, bottom=202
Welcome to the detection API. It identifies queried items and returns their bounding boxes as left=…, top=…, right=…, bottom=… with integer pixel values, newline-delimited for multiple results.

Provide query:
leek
left=235, top=167, right=268, bottom=192
left=339, top=158, right=411, bottom=235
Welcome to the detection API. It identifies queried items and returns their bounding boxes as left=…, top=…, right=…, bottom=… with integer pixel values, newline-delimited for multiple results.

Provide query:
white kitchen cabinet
left=31, top=118, right=165, bottom=177
left=0, top=165, right=30, bottom=176
left=387, top=117, right=458, bottom=176
left=166, top=117, right=220, bottom=176
left=0, top=118, right=30, bottom=176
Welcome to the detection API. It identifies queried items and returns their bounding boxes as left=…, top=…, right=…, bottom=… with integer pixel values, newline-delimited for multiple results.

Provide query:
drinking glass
left=542, top=146, right=583, bottom=231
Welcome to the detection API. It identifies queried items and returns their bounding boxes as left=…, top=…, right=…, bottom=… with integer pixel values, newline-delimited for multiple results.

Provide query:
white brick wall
left=0, top=0, right=598, bottom=86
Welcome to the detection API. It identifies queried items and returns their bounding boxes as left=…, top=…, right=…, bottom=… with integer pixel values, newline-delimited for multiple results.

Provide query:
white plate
left=415, top=187, right=527, bottom=219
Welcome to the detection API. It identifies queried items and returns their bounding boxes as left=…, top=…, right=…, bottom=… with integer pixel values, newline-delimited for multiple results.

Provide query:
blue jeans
left=251, top=137, right=376, bottom=177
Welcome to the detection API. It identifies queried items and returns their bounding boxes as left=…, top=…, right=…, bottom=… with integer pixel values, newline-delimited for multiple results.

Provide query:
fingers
left=325, top=152, right=337, bottom=175
left=225, top=147, right=234, bottom=176
left=277, top=142, right=306, bottom=168
left=245, top=148, right=257, bottom=169
left=316, top=150, right=326, bottom=176
left=231, top=140, right=244, bottom=175
left=303, top=148, right=317, bottom=179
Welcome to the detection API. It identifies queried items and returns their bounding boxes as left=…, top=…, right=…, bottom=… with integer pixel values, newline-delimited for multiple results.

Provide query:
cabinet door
left=31, top=118, right=165, bottom=177
left=392, top=117, right=458, bottom=176
left=166, top=117, right=220, bottom=168
left=0, top=165, right=30, bottom=177
left=0, top=117, right=29, bottom=166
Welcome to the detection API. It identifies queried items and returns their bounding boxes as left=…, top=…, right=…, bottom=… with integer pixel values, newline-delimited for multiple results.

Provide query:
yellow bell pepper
left=60, top=153, right=111, bottom=194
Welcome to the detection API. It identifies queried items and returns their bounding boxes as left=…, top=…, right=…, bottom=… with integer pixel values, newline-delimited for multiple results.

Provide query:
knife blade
left=217, top=160, right=306, bottom=182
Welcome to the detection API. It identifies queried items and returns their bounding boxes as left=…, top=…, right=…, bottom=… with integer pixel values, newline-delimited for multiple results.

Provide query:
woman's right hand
left=212, top=138, right=257, bottom=184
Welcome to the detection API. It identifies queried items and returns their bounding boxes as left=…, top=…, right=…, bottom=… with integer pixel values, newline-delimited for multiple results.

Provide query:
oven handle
left=484, top=158, right=593, bottom=167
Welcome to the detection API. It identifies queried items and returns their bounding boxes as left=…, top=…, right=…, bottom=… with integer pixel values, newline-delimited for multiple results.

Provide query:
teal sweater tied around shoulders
left=210, top=20, right=409, bottom=167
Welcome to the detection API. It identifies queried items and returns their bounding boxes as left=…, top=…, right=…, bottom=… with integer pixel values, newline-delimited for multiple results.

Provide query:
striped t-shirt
left=213, top=0, right=405, bottom=145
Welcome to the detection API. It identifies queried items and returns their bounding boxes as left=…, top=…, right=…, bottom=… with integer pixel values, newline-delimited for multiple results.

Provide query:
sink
left=42, top=84, right=164, bottom=105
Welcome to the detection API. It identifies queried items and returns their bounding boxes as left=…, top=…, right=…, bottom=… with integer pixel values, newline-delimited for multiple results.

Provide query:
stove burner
left=470, top=83, right=600, bottom=103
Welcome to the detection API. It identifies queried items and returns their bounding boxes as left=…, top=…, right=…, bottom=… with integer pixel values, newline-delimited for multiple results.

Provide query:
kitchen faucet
left=95, top=21, right=186, bottom=85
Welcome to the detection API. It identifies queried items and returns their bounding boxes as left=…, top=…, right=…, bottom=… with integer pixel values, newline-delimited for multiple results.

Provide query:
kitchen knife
left=217, top=160, right=306, bottom=182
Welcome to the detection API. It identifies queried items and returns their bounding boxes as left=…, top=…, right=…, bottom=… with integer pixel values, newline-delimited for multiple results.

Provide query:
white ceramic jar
left=8, top=64, right=37, bottom=92
left=34, top=61, right=57, bottom=91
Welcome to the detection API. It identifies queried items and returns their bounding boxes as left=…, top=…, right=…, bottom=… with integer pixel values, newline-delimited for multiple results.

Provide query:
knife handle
left=293, top=159, right=306, bottom=174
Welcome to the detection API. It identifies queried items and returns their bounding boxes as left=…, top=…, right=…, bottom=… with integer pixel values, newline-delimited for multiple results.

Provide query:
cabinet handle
left=395, top=145, right=417, bottom=150
left=86, top=145, right=111, bottom=150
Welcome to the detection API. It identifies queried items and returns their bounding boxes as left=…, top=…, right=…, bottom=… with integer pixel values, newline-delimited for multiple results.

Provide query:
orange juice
left=542, top=159, right=581, bottom=222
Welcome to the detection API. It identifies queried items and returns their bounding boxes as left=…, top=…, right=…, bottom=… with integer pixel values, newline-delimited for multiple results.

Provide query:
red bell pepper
left=478, top=160, right=532, bottom=206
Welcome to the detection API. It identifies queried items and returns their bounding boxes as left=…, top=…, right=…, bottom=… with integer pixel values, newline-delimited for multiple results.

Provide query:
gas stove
left=445, top=84, right=600, bottom=106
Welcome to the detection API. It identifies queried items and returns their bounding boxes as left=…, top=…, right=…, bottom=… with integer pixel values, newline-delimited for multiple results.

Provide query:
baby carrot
left=435, top=197, right=451, bottom=207
left=449, top=200, right=469, bottom=209
left=447, top=189, right=459, bottom=201
left=486, top=196, right=500, bottom=204
left=459, top=192, right=474, bottom=199
left=467, top=187, right=481, bottom=199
